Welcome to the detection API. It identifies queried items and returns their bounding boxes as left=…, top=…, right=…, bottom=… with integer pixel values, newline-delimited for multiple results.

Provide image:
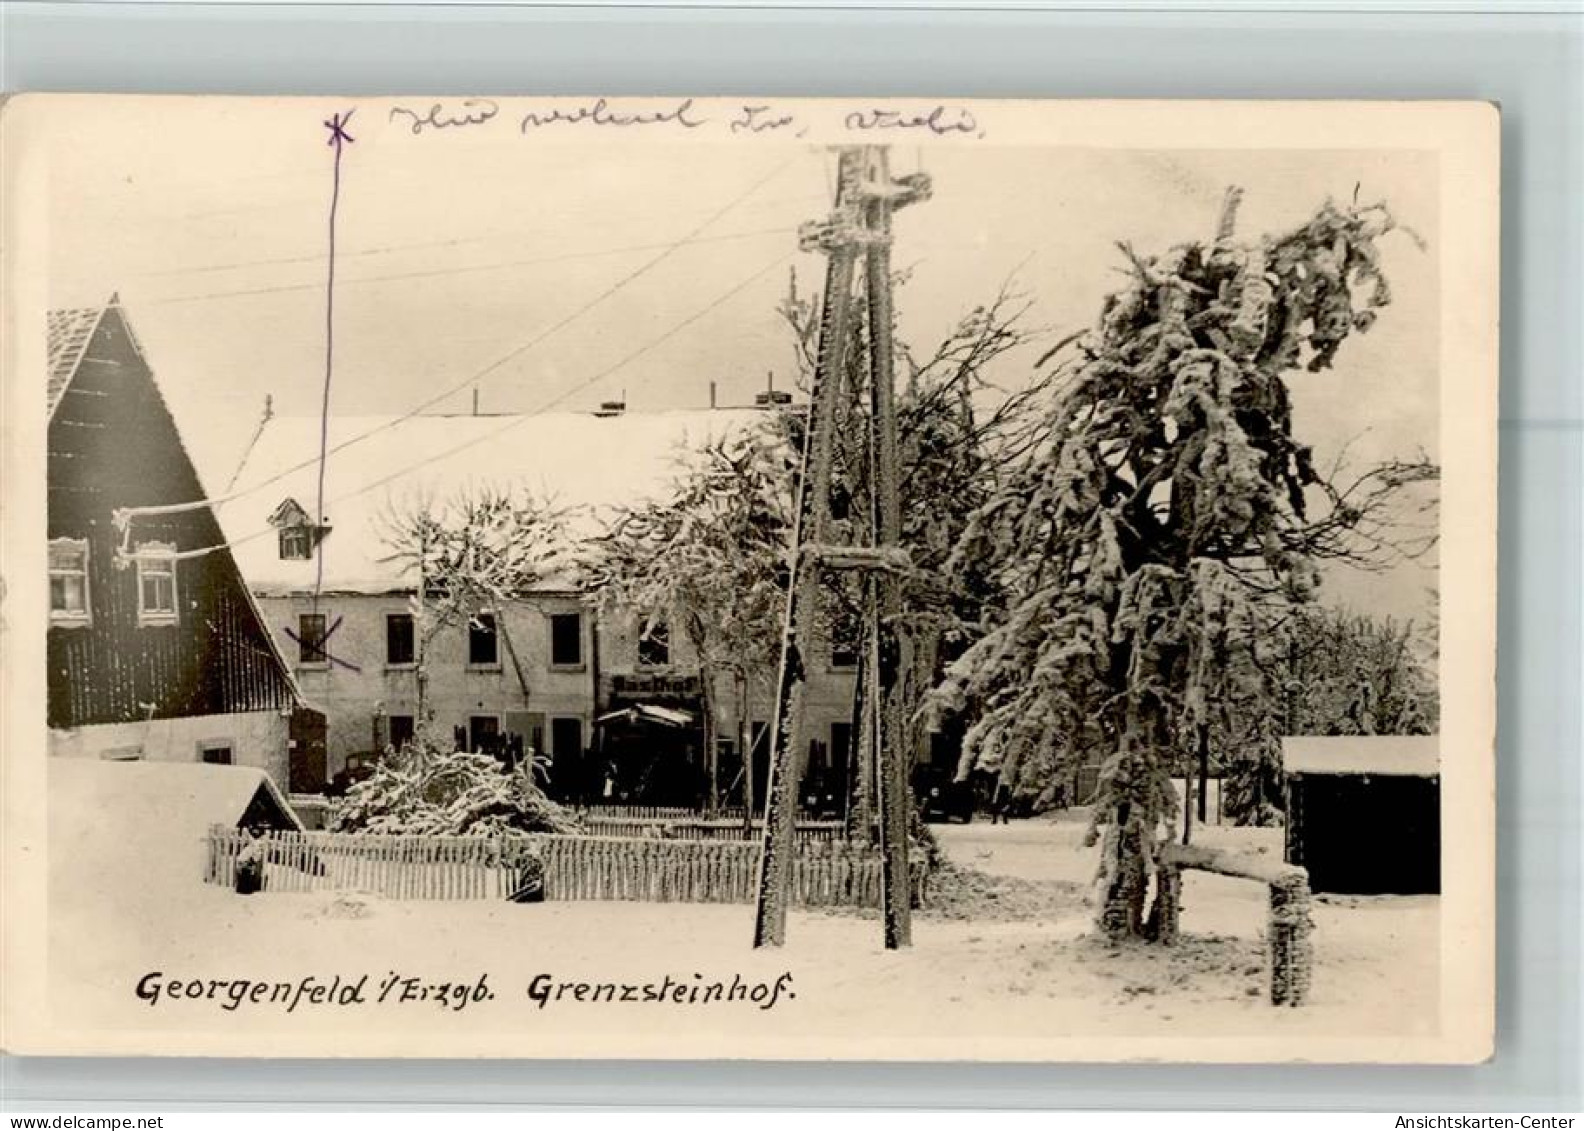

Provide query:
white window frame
left=296, top=611, right=330, bottom=670
left=48, top=537, right=92, bottom=627
left=385, top=611, right=417, bottom=669
left=279, top=525, right=314, bottom=561
left=134, top=542, right=179, bottom=627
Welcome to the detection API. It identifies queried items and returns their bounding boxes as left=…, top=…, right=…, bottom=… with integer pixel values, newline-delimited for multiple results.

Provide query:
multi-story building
left=45, top=299, right=304, bottom=783
left=223, top=404, right=858, bottom=807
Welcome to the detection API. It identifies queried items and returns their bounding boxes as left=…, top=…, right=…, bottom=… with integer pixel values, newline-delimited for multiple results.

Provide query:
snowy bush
left=330, top=743, right=579, bottom=837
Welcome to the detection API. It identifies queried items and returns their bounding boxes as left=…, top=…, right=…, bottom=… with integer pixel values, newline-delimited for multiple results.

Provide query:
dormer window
left=134, top=542, right=179, bottom=626
left=279, top=526, right=315, bottom=560
left=269, top=497, right=329, bottom=561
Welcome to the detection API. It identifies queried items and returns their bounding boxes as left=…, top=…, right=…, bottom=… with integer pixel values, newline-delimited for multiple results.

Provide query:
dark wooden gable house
left=47, top=299, right=305, bottom=784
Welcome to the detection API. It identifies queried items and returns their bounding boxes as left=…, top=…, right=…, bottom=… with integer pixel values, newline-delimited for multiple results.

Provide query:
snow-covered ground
left=42, top=805, right=1440, bottom=1059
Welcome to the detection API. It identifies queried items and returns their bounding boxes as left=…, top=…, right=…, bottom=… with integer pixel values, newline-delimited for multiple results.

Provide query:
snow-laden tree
left=932, top=191, right=1437, bottom=940
left=1217, top=604, right=1438, bottom=825
left=332, top=744, right=576, bottom=837
left=778, top=270, right=1051, bottom=822
left=582, top=421, right=796, bottom=815
left=376, top=486, right=574, bottom=748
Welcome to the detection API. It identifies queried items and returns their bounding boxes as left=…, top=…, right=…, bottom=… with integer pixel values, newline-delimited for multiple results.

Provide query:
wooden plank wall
left=47, top=307, right=297, bottom=728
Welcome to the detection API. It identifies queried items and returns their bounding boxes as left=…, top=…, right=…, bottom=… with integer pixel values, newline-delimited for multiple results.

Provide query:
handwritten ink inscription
left=518, top=97, right=707, bottom=134
left=389, top=99, right=500, bottom=135
left=381, top=99, right=985, bottom=141
left=283, top=613, right=360, bottom=673
left=844, top=105, right=981, bottom=137
left=730, top=104, right=805, bottom=137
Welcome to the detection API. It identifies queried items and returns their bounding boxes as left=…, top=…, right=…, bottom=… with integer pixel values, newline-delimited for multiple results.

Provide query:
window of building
left=468, top=612, right=499, bottom=666
left=551, top=716, right=584, bottom=760
left=135, top=544, right=179, bottom=626
left=297, top=612, right=328, bottom=666
left=830, top=639, right=858, bottom=669
left=48, top=538, right=91, bottom=626
left=279, top=526, right=312, bottom=560
left=637, top=619, right=670, bottom=668
left=469, top=715, right=500, bottom=753
left=388, top=714, right=415, bottom=752
left=198, top=740, right=234, bottom=765
left=99, top=746, right=143, bottom=762
left=386, top=613, right=415, bottom=666
left=550, top=612, right=582, bottom=667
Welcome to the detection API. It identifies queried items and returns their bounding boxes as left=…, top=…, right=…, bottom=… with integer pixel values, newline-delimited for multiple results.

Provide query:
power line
left=135, top=192, right=824, bottom=280
left=119, top=152, right=802, bottom=524
left=142, top=225, right=798, bottom=304
left=152, top=246, right=796, bottom=565
left=313, top=250, right=796, bottom=515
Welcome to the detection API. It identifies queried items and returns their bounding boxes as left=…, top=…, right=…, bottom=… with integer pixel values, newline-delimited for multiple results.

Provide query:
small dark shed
left=1282, top=736, right=1440, bottom=896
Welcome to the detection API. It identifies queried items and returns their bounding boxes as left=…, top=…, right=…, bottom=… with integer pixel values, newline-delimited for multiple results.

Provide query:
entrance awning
left=596, top=704, right=697, bottom=728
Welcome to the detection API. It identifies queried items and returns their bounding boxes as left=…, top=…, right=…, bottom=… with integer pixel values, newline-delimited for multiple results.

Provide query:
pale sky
left=34, top=96, right=1440, bottom=628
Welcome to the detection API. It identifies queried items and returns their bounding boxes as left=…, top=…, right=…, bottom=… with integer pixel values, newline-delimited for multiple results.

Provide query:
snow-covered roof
left=1281, top=735, right=1439, bottom=777
left=46, top=306, right=105, bottom=418
left=597, top=704, right=697, bottom=728
left=221, top=409, right=771, bottom=596
left=49, top=754, right=302, bottom=842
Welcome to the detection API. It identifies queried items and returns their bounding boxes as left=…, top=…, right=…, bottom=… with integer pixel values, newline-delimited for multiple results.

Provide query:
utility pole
left=862, top=147, right=915, bottom=948
left=753, top=146, right=930, bottom=949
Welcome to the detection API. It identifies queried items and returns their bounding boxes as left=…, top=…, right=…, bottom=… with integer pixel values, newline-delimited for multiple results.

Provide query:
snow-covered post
left=696, top=635, right=720, bottom=815
left=1147, top=861, right=1182, bottom=945
left=1160, top=843, right=1312, bottom=1005
left=734, top=667, right=754, bottom=833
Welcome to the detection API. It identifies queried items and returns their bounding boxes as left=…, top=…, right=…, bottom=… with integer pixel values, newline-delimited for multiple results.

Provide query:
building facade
left=45, top=301, right=302, bottom=784
left=251, top=588, right=860, bottom=809
left=227, top=407, right=859, bottom=807
left=253, top=589, right=596, bottom=787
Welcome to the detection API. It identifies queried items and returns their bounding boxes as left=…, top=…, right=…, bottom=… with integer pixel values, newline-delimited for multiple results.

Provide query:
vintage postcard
left=0, top=95, right=1498, bottom=1062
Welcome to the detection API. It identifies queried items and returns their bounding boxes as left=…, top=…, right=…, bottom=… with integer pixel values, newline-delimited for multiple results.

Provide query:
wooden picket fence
left=205, top=826, right=928, bottom=909
left=573, top=804, right=834, bottom=824
left=573, top=804, right=702, bottom=821
left=578, top=816, right=846, bottom=844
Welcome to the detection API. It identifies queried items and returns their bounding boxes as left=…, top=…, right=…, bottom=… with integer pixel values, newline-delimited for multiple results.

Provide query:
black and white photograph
left=0, top=95, right=1498, bottom=1063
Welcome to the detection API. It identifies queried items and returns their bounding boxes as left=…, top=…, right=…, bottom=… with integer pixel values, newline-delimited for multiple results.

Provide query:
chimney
left=472, top=386, right=480, bottom=416
left=709, top=381, right=717, bottom=410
